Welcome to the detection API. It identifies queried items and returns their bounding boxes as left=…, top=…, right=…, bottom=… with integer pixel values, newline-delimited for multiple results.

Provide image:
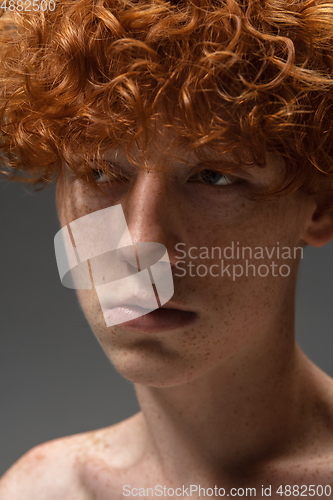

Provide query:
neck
left=134, top=318, right=310, bottom=484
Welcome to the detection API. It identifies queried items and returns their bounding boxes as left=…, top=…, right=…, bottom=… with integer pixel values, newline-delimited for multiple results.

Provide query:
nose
left=119, top=170, right=182, bottom=268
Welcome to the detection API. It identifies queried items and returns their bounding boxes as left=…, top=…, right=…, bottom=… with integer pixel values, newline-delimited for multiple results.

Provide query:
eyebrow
left=96, top=144, right=281, bottom=185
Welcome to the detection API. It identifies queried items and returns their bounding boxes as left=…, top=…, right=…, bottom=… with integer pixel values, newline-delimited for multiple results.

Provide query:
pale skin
left=2, top=133, right=333, bottom=499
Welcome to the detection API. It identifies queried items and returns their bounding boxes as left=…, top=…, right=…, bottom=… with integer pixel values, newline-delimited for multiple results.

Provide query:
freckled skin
left=56, top=145, right=307, bottom=389
left=2, top=138, right=333, bottom=500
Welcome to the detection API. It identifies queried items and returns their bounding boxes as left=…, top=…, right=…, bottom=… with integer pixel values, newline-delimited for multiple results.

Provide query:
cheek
left=182, top=197, right=300, bottom=254
left=214, top=190, right=304, bottom=247
left=173, top=195, right=303, bottom=319
left=75, top=288, right=107, bottom=333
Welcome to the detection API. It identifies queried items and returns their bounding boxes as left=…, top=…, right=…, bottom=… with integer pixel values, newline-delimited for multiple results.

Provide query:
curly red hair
left=1, top=0, right=333, bottom=209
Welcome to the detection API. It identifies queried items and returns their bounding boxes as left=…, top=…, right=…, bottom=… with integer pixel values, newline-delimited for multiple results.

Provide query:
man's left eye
left=191, top=170, right=239, bottom=186
left=92, top=169, right=109, bottom=183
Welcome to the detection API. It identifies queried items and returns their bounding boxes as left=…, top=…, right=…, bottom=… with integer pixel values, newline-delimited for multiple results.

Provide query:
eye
left=190, top=169, right=240, bottom=186
left=91, top=163, right=129, bottom=184
left=92, top=169, right=110, bottom=183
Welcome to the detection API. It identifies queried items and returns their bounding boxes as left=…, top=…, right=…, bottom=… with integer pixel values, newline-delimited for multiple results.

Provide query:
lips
left=105, top=302, right=197, bottom=332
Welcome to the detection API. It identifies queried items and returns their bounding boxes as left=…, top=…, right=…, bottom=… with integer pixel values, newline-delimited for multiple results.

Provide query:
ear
left=301, top=199, right=333, bottom=248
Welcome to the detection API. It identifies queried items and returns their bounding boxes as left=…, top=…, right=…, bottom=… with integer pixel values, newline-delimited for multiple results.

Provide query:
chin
left=105, top=346, right=204, bottom=388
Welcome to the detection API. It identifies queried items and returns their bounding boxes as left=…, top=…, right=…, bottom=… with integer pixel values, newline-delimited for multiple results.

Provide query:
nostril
left=134, top=242, right=169, bottom=270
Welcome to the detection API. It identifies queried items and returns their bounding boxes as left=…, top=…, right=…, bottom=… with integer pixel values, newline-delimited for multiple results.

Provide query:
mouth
left=104, top=302, right=197, bottom=332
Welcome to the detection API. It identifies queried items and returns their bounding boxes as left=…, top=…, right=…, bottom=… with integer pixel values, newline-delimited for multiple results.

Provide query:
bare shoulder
left=0, top=434, right=89, bottom=500
left=0, top=413, right=145, bottom=500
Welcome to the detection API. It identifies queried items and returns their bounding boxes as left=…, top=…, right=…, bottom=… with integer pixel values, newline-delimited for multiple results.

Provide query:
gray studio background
left=1, top=179, right=333, bottom=476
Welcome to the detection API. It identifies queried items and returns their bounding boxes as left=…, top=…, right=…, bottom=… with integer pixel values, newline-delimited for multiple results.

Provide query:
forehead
left=99, top=133, right=286, bottom=185
left=98, top=122, right=240, bottom=167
